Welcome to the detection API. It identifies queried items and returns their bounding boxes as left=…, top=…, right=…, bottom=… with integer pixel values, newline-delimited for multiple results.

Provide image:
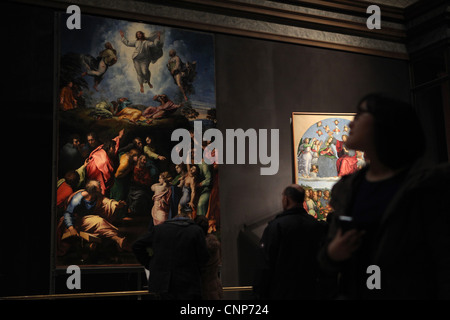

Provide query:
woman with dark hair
left=354, top=93, right=426, bottom=171
left=318, top=93, right=450, bottom=299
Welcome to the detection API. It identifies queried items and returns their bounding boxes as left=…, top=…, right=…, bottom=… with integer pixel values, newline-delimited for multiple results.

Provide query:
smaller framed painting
left=292, top=112, right=365, bottom=220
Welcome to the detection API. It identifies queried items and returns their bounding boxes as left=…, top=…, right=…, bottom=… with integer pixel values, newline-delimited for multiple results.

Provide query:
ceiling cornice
left=9, top=0, right=410, bottom=59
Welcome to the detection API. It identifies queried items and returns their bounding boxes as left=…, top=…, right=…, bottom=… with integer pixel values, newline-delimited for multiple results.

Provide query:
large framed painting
left=292, top=112, right=365, bottom=221
left=54, top=13, right=218, bottom=268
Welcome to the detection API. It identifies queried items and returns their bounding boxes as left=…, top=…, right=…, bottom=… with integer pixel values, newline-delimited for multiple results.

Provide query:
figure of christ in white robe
left=120, top=30, right=164, bottom=92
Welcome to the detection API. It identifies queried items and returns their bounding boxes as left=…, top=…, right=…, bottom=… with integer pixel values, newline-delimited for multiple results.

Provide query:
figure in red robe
left=335, top=135, right=358, bottom=176
left=85, top=129, right=124, bottom=195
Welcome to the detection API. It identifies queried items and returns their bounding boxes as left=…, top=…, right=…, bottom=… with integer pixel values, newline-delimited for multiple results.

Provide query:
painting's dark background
left=1, top=1, right=448, bottom=298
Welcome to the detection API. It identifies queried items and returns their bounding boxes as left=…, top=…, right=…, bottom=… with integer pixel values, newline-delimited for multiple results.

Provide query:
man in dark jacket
left=254, top=184, right=327, bottom=299
left=132, top=213, right=210, bottom=300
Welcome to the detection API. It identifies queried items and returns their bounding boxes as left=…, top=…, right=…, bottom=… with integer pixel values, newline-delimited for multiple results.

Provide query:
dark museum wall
left=214, top=34, right=411, bottom=290
left=1, top=0, right=448, bottom=298
left=1, top=2, right=54, bottom=296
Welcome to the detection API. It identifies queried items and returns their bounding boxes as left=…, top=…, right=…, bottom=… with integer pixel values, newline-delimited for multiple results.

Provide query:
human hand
left=117, top=200, right=127, bottom=209
left=68, top=226, right=79, bottom=237
left=327, top=228, right=365, bottom=262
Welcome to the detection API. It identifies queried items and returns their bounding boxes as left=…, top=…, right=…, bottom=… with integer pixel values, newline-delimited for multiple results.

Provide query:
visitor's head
left=346, top=93, right=425, bottom=170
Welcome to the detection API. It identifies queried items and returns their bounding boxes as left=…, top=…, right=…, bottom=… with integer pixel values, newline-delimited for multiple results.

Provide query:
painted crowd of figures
left=302, top=188, right=332, bottom=221
left=56, top=128, right=219, bottom=261
left=298, top=135, right=365, bottom=179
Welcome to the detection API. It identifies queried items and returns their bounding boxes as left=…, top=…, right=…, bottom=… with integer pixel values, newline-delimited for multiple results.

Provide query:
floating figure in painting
left=119, top=30, right=164, bottom=93
left=298, top=138, right=316, bottom=178
left=81, top=42, right=118, bottom=91
left=167, top=49, right=197, bottom=101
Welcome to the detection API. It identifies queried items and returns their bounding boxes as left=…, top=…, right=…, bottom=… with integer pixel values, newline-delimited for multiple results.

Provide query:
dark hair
left=194, top=215, right=209, bottom=235
left=64, top=170, right=80, bottom=189
left=283, top=186, right=305, bottom=204
left=135, top=31, right=146, bottom=39
left=357, top=93, right=426, bottom=169
left=69, top=134, right=81, bottom=142
left=176, top=163, right=187, bottom=172
left=102, top=139, right=117, bottom=153
left=86, top=132, right=98, bottom=139
left=85, top=180, right=101, bottom=194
